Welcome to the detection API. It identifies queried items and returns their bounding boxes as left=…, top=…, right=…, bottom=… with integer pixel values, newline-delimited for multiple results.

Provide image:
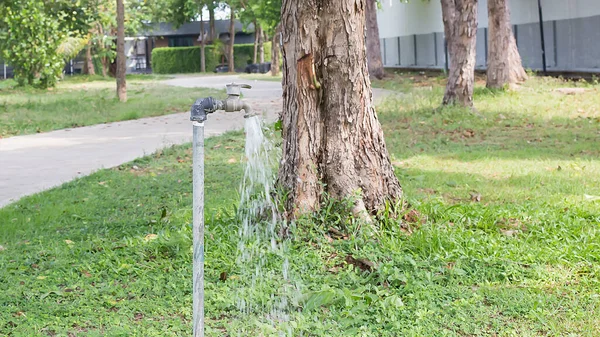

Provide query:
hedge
left=151, top=42, right=272, bottom=74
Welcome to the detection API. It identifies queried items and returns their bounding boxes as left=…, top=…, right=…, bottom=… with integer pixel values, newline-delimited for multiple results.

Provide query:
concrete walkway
left=0, top=75, right=393, bottom=207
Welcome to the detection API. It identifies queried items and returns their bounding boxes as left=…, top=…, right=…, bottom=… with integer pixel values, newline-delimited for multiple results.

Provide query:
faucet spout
left=241, top=101, right=255, bottom=118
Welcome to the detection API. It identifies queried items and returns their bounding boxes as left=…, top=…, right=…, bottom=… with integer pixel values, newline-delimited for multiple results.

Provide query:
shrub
left=151, top=42, right=272, bottom=74
left=0, top=0, right=68, bottom=87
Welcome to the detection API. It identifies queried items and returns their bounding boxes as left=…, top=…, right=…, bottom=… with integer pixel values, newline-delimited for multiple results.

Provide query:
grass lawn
left=1, top=75, right=599, bottom=336
left=240, top=73, right=283, bottom=82
left=0, top=75, right=222, bottom=138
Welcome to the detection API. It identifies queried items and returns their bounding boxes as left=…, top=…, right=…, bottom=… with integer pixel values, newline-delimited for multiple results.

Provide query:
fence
left=380, top=14, right=600, bottom=73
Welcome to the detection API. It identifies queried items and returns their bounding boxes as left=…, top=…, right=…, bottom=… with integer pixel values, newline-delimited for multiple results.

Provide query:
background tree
left=163, top=0, right=211, bottom=72
left=116, top=0, right=127, bottom=101
left=0, top=0, right=74, bottom=87
left=366, top=0, right=385, bottom=79
left=227, top=4, right=236, bottom=72
left=440, top=0, right=478, bottom=107
left=486, top=0, right=527, bottom=88
left=246, top=0, right=281, bottom=75
left=278, top=0, right=402, bottom=217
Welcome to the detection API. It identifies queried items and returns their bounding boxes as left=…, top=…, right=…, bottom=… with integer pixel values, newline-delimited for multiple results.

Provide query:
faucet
left=190, top=83, right=255, bottom=122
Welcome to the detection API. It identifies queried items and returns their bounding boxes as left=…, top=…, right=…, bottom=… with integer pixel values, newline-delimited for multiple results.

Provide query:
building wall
left=377, top=0, right=600, bottom=72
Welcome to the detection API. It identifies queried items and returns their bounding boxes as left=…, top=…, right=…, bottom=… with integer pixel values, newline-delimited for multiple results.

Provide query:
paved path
left=0, top=75, right=393, bottom=207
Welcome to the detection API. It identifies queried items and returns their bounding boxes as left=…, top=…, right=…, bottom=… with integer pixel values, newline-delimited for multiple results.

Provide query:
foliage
left=245, top=0, right=282, bottom=36
left=0, top=0, right=71, bottom=88
left=1, top=75, right=599, bottom=335
left=0, top=76, right=221, bottom=137
left=151, top=43, right=272, bottom=74
left=57, top=37, right=90, bottom=61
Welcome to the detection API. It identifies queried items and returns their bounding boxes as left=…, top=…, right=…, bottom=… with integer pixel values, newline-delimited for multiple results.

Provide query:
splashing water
left=235, top=116, right=295, bottom=336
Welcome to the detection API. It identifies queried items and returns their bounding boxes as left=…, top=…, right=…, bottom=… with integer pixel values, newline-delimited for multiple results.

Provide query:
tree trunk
left=441, top=0, right=478, bottom=107
left=101, top=57, right=108, bottom=77
left=116, top=0, right=127, bottom=102
left=200, top=13, right=206, bottom=72
left=271, top=28, right=280, bottom=76
left=228, top=6, right=235, bottom=72
left=259, top=29, right=265, bottom=63
left=209, top=5, right=216, bottom=41
left=253, top=22, right=259, bottom=64
left=486, top=0, right=527, bottom=88
left=84, top=41, right=95, bottom=75
left=365, top=0, right=385, bottom=80
left=278, top=0, right=402, bottom=218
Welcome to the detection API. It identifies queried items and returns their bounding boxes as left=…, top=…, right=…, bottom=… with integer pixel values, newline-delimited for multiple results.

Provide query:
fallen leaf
left=0, top=245, right=5, bottom=251
left=144, top=234, right=158, bottom=242
left=327, top=227, right=345, bottom=239
left=500, top=229, right=518, bottom=237
left=37, top=276, right=47, bottom=280
left=227, top=158, right=237, bottom=163
left=554, top=88, right=586, bottom=95
left=584, top=194, right=600, bottom=201
left=345, top=254, right=375, bottom=272
left=470, top=192, right=482, bottom=202
left=64, top=240, right=74, bottom=245
left=81, top=270, right=92, bottom=278
left=324, top=235, right=334, bottom=243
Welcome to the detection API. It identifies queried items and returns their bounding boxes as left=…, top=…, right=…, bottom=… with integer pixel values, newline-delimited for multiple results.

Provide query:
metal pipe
left=192, top=121, right=205, bottom=337
left=188, top=83, right=252, bottom=337
left=537, top=0, right=547, bottom=73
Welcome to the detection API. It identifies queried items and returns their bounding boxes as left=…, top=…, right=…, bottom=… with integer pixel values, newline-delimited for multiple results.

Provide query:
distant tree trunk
left=441, top=0, right=478, bottom=107
left=200, top=12, right=206, bottom=72
left=278, top=0, right=402, bottom=218
left=270, top=24, right=280, bottom=76
left=486, top=0, right=527, bottom=88
left=253, top=22, right=259, bottom=64
left=209, top=5, right=216, bottom=41
left=228, top=6, right=235, bottom=72
left=101, top=57, right=108, bottom=77
left=366, top=0, right=385, bottom=79
left=84, top=41, right=96, bottom=75
left=259, top=29, right=265, bottom=63
left=116, top=0, right=127, bottom=102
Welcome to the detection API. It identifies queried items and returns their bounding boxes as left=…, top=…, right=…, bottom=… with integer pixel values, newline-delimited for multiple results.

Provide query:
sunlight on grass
left=1, top=75, right=599, bottom=336
left=0, top=77, right=222, bottom=137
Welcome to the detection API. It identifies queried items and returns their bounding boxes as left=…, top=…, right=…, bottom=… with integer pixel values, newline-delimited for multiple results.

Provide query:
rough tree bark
left=228, top=6, right=235, bottom=72
left=200, top=12, right=206, bottom=73
left=271, top=25, right=280, bottom=76
left=84, top=41, right=95, bottom=75
left=116, top=0, right=126, bottom=102
left=278, top=0, right=402, bottom=218
left=365, top=0, right=385, bottom=80
left=441, top=0, right=478, bottom=107
left=486, top=0, right=527, bottom=88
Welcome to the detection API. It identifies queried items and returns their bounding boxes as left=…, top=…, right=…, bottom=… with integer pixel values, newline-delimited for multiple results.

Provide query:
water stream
left=235, top=116, right=295, bottom=336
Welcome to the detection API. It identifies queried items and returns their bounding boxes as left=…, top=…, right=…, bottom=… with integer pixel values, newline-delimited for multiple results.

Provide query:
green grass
left=0, top=75, right=221, bottom=138
left=240, top=73, right=283, bottom=82
left=1, top=76, right=600, bottom=336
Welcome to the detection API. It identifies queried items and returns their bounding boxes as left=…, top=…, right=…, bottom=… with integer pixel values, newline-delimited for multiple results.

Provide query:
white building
left=376, top=0, right=600, bottom=73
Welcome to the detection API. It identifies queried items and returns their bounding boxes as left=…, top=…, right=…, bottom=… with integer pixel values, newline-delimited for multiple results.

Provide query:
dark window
left=168, top=37, right=194, bottom=47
